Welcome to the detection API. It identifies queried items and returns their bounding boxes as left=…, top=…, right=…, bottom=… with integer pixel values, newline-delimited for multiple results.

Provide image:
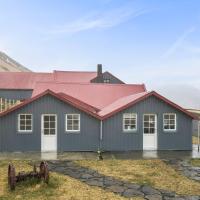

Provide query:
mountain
left=0, top=51, right=31, bottom=72
left=156, top=85, right=200, bottom=109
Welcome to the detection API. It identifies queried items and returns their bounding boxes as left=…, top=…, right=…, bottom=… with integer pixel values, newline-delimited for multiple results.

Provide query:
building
left=0, top=65, right=196, bottom=152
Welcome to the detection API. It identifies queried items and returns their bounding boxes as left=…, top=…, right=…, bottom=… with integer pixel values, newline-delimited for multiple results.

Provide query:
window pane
left=50, top=129, right=55, bottom=135
left=130, top=125, right=136, bottom=129
left=44, top=129, right=49, bottom=135
left=73, top=120, right=79, bottom=125
left=26, top=126, right=32, bottom=130
left=20, top=125, right=25, bottom=130
left=73, top=115, right=79, bottom=120
left=20, top=115, right=25, bottom=119
left=164, top=125, right=170, bottom=130
left=44, top=116, right=49, bottom=121
left=144, top=128, right=149, bottom=134
left=44, top=122, right=49, bottom=128
left=170, top=125, right=175, bottom=129
left=170, top=115, right=175, bottom=120
left=50, top=116, right=55, bottom=121
left=164, top=115, right=169, bottom=120
left=144, top=122, right=149, bottom=127
left=170, top=119, right=175, bottom=124
left=130, top=119, right=136, bottom=125
left=144, top=115, right=149, bottom=121
left=20, top=120, right=26, bottom=125
left=26, top=115, right=32, bottom=120
left=67, top=125, right=73, bottom=130
left=26, top=120, right=31, bottom=125
left=124, top=119, right=129, bottom=125
left=67, top=115, right=72, bottom=120
left=73, top=125, right=79, bottom=130
left=150, top=128, right=155, bottom=134
left=50, top=122, right=55, bottom=128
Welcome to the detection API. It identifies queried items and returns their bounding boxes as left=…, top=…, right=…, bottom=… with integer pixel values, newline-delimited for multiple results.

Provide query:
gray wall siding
left=0, top=94, right=100, bottom=152
left=102, top=96, right=192, bottom=151
left=0, top=89, right=32, bottom=100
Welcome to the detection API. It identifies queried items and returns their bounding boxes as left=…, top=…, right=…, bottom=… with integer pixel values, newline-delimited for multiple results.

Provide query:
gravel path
left=165, top=159, right=200, bottom=182
left=47, top=160, right=200, bottom=200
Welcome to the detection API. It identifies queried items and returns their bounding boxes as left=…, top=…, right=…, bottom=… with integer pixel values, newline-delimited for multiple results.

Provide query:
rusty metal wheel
left=40, top=161, right=49, bottom=183
left=8, top=164, right=16, bottom=190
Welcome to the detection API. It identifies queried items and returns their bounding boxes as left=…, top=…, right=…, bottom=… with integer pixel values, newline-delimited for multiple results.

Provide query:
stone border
left=47, top=160, right=200, bottom=200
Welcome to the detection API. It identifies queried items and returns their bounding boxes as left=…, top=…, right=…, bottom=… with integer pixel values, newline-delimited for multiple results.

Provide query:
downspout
left=99, top=120, right=103, bottom=151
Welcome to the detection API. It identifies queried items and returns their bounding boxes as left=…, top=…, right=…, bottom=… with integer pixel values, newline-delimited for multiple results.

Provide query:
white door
left=143, top=114, right=157, bottom=150
left=41, top=114, right=57, bottom=152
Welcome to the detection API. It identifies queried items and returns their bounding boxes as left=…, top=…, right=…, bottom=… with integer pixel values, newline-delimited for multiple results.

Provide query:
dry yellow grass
left=76, top=159, right=200, bottom=196
left=190, top=159, right=200, bottom=167
left=0, top=160, right=142, bottom=200
left=193, top=136, right=199, bottom=145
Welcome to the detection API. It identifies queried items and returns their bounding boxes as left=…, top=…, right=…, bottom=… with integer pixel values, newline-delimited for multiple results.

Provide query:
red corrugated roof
left=32, top=82, right=146, bottom=109
left=0, top=72, right=53, bottom=89
left=53, top=70, right=97, bottom=83
left=0, top=71, right=98, bottom=89
left=0, top=90, right=196, bottom=120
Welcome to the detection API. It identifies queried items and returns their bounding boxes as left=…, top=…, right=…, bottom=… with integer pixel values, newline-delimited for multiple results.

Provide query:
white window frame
left=18, top=114, right=33, bottom=133
left=123, top=113, right=137, bottom=132
left=163, top=113, right=177, bottom=132
left=66, top=114, right=80, bottom=132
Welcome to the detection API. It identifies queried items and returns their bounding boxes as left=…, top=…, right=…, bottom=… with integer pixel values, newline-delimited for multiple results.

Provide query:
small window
left=103, top=79, right=110, bottom=83
left=66, top=114, right=80, bottom=132
left=123, top=113, right=137, bottom=132
left=163, top=113, right=176, bottom=131
left=18, top=114, right=32, bottom=132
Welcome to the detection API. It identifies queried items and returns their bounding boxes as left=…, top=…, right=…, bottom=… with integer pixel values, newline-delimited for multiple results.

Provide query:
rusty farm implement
left=8, top=161, right=49, bottom=190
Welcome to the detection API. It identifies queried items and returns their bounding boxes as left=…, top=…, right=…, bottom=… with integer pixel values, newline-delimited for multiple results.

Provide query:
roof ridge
left=34, top=81, right=145, bottom=87
left=53, top=70, right=96, bottom=73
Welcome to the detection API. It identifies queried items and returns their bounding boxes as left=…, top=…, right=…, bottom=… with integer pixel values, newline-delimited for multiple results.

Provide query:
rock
left=159, top=189, right=175, bottom=197
left=123, top=189, right=144, bottom=197
left=184, top=196, right=200, bottom=200
left=86, top=180, right=104, bottom=187
left=164, top=197, right=185, bottom=200
left=107, top=185, right=125, bottom=194
left=145, top=194, right=162, bottom=200
left=141, top=186, right=160, bottom=195
left=81, top=174, right=93, bottom=179
left=124, top=183, right=140, bottom=190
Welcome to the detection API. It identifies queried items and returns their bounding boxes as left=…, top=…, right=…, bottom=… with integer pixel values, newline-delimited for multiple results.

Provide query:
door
left=41, top=114, right=57, bottom=152
left=143, top=114, right=157, bottom=150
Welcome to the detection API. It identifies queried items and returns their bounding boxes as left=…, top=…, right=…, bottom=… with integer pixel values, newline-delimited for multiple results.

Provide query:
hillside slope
left=0, top=51, right=31, bottom=72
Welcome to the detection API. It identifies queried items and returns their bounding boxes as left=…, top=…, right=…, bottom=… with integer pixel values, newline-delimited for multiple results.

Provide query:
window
left=123, top=113, right=137, bottom=132
left=103, top=79, right=110, bottom=83
left=143, top=114, right=156, bottom=134
left=66, top=114, right=80, bottom=132
left=163, top=113, right=176, bottom=131
left=18, top=114, right=32, bottom=132
left=43, top=115, right=56, bottom=135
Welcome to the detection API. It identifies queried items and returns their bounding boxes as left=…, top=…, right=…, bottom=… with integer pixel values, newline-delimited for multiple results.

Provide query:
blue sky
left=0, top=0, right=200, bottom=90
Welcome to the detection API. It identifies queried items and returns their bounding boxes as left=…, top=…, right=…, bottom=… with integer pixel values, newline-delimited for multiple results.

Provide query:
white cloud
left=161, top=26, right=196, bottom=59
left=48, top=5, right=149, bottom=35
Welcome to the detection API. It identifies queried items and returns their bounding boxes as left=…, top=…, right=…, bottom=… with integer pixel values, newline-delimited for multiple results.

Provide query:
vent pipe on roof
left=97, top=64, right=102, bottom=77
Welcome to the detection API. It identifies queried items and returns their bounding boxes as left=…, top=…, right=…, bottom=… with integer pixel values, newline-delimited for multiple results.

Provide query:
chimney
left=97, top=64, right=102, bottom=76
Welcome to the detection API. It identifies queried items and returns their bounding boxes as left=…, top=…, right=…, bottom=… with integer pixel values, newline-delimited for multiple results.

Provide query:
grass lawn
left=0, top=160, right=141, bottom=200
left=76, top=159, right=200, bottom=196
left=193, top=136, right=199, bottom=145
left=190, top=159, right=200, bottom=167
